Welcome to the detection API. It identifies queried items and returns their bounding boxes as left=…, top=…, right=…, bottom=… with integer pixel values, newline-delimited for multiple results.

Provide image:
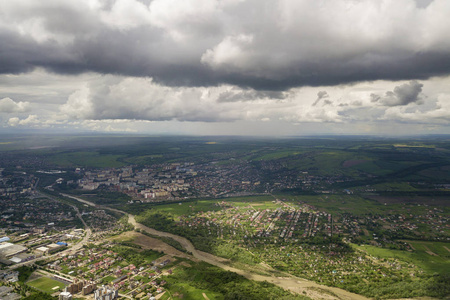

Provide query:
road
left=9, top=192, right=92, bottom=269
left=39, top=191, right=92, bottom=254
left=56, top=193, right=368, bottom=300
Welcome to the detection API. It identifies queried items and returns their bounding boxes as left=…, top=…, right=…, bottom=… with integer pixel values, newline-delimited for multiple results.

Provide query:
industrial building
left=35, top=242, right=66, bottom=255
left=35, top=246, right=49, bottom=254
left=0, top=242, right=27, bottom=258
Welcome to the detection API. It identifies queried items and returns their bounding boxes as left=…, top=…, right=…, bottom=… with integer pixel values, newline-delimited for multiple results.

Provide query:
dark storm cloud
left=372, top=81, right=424, bottom=106
left=1, top=0, right=450, bottom=91
left=0, top=29, right=39, bottom=74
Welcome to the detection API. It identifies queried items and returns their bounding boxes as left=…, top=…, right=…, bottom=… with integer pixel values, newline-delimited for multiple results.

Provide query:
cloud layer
left=3, top=73, right=449, bottom=135
left=1, top=0, right=450, bottom=90
left=1, top=0, right=449, bottom=136
left=52, top=75, right=449, bottom=126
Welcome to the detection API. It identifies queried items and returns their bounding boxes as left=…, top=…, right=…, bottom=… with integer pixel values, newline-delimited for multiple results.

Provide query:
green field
left=123, top=154, right=164, bottom=165
left=101, top=275, right=116, bottom=284
left=278, top=194, right=401, bottom=215
left=253, top=150, right=303, bottom=161
left=48, top=151, right=126, bottom=168
left=27, top=276, right=66, bottom=293
left=353, top=241, right=450, bottom=274
left=160, top=282, right=223, bottom=300
left=147, top=195, right=277, bottom=217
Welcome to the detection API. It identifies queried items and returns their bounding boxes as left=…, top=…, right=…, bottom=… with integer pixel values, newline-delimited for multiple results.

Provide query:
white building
left=94, top=286, right=118, bottom=300
left=59, top=291, right=72, bottom=300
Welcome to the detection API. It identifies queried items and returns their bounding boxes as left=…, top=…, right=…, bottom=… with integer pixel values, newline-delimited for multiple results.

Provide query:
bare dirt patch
left=197, top=250, right=230, bottom=263
left=118, top=231, right=192, bottom=259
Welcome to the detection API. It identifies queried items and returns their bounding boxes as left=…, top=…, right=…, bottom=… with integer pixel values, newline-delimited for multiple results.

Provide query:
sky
left=0, top=0, right=450, bottom=136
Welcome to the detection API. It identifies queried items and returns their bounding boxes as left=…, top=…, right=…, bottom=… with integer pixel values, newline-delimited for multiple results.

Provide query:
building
left=82, top=282, right=97, bottom=295
left=94, top=286, right=118, bottom=300
left=65, top=278, right=93, bottom=294
left=0, top=286, right=21, bottom=300
left=9, top=252, right=34, bottom=264
left=35, top=246, right=49, bottom=254
left=47, top=243, right=65, bottom=253
left=0, top=237, right=10, bottom=243
left=0, top=242, right=27, bottom=258
left=59, top=291, right=73, bottom=300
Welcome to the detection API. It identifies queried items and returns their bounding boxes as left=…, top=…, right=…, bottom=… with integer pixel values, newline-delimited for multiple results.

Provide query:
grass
left=101, top=275, right=116, bottom=284
left=345, top=159, right=391, bottom=176
left=353, top=241, right=450, bottom=274
left=123, top=154, right=164, bottom=165
left=149, top=195, right=278, bottom=217
left=160, top=282, right=224, bottom=300
left=27, top=276, right=66, bottom=293
left=278, top=194, right=396, bottom=215
left=372, top=181, right=418, bottom=191
left=48, top=151, right=126, bottom=168
left=151, top=201, right=222, bottom=216
left=253, top=150, right=303, bottom=161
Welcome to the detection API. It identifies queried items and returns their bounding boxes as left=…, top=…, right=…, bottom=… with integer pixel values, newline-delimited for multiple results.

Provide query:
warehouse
left=0, top=243, right=27, bottom=258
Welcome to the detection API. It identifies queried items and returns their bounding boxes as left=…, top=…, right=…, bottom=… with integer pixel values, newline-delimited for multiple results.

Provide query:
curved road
left=62, top=193, right=368, bottom=300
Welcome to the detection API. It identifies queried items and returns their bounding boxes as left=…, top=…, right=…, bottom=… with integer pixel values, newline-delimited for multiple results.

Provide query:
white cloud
left=0, top=97, right=30, bottom=113
left=53, top=75, right=450, bottom=130
left=101, top=0, right=152, bottom=30
left=60, top=87, right=94, bottom=119
left=60, top=76, right=247, bottom=122
left=201, top=34, right=255, bottom=71
left=8, top=114, right=40, bottom=127
left=7, top=117, right=20, bottom=127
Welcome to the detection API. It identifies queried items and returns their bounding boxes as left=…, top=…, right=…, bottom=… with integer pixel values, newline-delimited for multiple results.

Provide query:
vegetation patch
left=162, top=261, right=308, bottom=300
